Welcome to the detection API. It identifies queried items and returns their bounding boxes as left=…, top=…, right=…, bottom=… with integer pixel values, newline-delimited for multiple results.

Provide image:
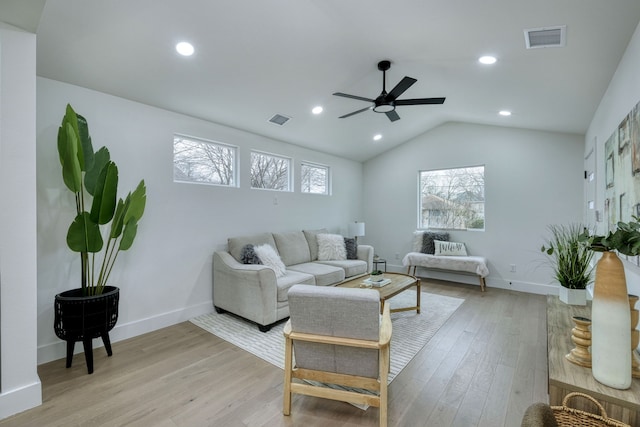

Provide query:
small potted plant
left=541, top=223, right=593, bottom=305
left=370, top=269, right=384, bottom=282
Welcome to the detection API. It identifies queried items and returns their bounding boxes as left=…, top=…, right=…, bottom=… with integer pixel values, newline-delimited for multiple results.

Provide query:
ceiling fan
left=333, top=60, right=445, bottom=122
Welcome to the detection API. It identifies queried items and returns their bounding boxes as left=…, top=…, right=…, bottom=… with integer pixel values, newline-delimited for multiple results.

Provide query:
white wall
left=36, top=78, right=364, bottom=364
left=362, top=122, right=584, bottom=293
left=587, top=21, right=640, bottom=297
left=0, top=24, right=42, bottom=419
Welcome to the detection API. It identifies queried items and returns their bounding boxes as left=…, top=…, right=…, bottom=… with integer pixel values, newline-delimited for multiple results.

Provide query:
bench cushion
left=402, top=252, right=489, bottom=277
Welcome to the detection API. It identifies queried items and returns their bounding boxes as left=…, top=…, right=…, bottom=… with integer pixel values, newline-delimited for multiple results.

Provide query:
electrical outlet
left=395, top=253, right=400, bottom=260
left=510, top=264, right=516, bottom=272
left=273, top=197, right=278, bottom=205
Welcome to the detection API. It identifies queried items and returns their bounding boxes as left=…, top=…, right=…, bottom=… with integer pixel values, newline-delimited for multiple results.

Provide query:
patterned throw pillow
left=240, top=244, right=261, bottom=264
left=421, top=232, right=449, bottom=254
left=317, top=233, right=347, bottom=261
left=344, top=237, right=357, bottom=260
left=253, top=244, right=287, bottom=277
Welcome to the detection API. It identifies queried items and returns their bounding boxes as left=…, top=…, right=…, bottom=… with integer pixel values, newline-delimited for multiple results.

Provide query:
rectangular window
left=173, top=135, right=237, bottom=186
left=301, top=162, right=330, bottom=195
left=250, top=151, right=291, bottom=191
left=419, top=165, right=485, bottom=230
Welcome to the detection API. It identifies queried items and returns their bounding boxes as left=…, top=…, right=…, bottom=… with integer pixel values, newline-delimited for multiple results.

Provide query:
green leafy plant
left=58, top=104, right=146, bottom=296
left=541, top=224, right=594, bottom=289
left=370, top=270, right=383, bottom=276
left=583, top=216, right=640, bottom=256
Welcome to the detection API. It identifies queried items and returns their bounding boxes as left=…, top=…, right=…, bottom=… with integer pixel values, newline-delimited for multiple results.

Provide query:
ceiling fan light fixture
left=499, top=110, right=512, bottom=116
left=373, top=104, right=395, bottom=113
left=373, top=134, right=382, bottom=141
left=312, top=106, right=323, bottom=115
left=176, top=41, right=194, bottom=56
left=478, top=55, right=497, bottom=65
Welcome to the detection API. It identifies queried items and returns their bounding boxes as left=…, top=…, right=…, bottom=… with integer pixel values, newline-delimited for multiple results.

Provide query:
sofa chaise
left=213, top=229, right=374, bottom=331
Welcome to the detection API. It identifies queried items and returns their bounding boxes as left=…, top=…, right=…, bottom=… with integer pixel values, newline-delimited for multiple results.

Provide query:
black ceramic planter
left=54, top=286, right=119, bottom=374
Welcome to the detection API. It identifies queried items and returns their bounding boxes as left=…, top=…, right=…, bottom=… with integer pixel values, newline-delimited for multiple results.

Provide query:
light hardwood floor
left=0, top=280, right=548, bottom=427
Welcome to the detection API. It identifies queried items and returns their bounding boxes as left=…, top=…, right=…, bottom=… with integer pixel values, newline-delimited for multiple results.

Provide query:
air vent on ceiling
left=524, top=25, right=566, bottom=49
left=268, top=113, right=291, bottom=126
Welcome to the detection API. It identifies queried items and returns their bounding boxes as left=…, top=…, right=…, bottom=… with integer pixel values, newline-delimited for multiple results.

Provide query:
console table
left=547, top=295, right=640, bottom=426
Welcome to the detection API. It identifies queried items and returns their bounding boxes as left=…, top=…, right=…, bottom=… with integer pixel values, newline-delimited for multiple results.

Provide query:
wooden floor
left=0, top=280, right=548, bottom=427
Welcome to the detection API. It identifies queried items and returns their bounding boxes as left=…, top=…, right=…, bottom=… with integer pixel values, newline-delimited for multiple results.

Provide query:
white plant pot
left=559, top=286, right=587, bottom=306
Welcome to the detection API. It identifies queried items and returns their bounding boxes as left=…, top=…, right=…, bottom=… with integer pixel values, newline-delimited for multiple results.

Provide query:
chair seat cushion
left=287, top=263, right=345, bottom=286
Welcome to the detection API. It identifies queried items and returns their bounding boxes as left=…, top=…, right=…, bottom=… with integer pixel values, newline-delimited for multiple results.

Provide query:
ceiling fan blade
left=386, top=77, right=417, bottom=101
left=386, top=110, right=401, bottom=122
left=333, top=92, right=375, bottom=103
left=395, top=97, right=446, bottom=105
left=339, top=106, right=372, bottom=119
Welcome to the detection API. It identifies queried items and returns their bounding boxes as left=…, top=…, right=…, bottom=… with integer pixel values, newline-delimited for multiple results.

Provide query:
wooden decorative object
left=629, top=294, right=640, bottom=379
left=566, top=315, right=592, bottom=368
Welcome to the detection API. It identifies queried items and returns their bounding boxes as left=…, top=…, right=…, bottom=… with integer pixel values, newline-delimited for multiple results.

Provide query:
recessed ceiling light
left=373, top=134, right=382, bottom=141
left=478, top=55, right=497, bottom=65
left=499, top=110, right=512, bottom=116
left=176, top=42, right=194, bottom=56
left=312, top=106, right=323, bottom=115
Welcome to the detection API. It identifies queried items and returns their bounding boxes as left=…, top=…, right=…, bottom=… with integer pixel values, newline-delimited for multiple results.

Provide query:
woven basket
left=551, top=392, right=630, bottom=427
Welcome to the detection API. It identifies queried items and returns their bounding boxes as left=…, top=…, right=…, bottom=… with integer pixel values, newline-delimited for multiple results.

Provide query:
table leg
left=416, top=279, right=421, bottom=314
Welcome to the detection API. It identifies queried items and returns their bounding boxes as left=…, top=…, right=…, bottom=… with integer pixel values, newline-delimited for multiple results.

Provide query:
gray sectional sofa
left=213, top=229, right=374, bottom=331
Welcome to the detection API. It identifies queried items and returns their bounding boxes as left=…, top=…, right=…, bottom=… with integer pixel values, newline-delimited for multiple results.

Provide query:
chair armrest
left=379, top=304, right=392, bottom=347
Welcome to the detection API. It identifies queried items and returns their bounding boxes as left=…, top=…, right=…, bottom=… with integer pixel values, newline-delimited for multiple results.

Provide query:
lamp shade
left=348, top=221, right=365, bottom=237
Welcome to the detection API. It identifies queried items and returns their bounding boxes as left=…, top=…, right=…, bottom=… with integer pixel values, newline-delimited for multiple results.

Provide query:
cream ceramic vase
left=591, top=251, right=632, bottom=389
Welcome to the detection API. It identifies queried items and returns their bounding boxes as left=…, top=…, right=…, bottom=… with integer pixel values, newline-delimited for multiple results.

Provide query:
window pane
left=419, top=166, right=485, bottom=230
left=173, top=135, right=237, bottom=186
left=301, top=162, right=329, bottom=194
left=250, top=151, right=291, bottom=191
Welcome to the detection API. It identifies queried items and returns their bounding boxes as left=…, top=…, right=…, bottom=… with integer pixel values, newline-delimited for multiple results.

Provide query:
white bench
left=402, top=252, right=489, bottom=291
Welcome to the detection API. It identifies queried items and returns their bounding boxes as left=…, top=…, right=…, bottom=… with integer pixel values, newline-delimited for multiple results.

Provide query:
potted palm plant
left=54, top=104, right=146, bottom=374
left=541, top=223, right=594, bottom=305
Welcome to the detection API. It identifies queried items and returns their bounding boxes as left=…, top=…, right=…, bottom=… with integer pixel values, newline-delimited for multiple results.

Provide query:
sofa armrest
left=212, top=251, right=279, bottom=325
left=357, top=244, right=374, bottom=273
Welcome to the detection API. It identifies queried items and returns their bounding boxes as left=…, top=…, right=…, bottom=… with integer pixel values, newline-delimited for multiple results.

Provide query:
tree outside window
left=301, top=162, right=329, bottom=194
left=250, top=151, right=291, bottom=191
left=173, top=135, right=237, bottom=186
left=419, top=166, right=485, bottom=230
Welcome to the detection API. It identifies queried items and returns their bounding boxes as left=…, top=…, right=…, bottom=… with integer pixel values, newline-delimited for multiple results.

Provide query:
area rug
left=190, top=290, right=464, bottom=383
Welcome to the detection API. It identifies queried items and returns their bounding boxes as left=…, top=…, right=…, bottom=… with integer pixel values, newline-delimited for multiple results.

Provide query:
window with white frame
left=250, top=151, right=291, bottom=191
left=173, top=135, right=237, bottom=186
left=301, top=162, right=330, bottom=195
left=418, top=165, right=485, bottom=230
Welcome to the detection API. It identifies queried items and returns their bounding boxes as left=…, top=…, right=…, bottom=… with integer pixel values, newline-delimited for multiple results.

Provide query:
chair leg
left=379, top=347, right=390, bottom=427
left=65, top=340, right=75, bottom=368
left=283, top=337, right=293, bottom=415
left=82, top=338, right=94, bottom=374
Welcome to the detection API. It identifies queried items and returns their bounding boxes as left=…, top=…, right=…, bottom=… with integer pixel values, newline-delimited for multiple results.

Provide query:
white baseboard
left=0, top=380, right=42, bottom=420
left=38, top=300, right=213, bottom=365
left=386, top=263, right=557, bottom=295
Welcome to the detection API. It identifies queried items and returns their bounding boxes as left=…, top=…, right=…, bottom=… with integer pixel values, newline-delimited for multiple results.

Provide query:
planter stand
left=54, top=286, right=119, bottom=374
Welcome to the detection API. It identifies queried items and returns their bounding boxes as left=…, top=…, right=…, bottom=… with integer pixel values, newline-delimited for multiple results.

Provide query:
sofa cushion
left=273, top=231, right=311, bottom=266
left=303, top=228, right=329, bottom=261
left=276, top=270, right=315, bottom=302
left=254, top=244, right=287, bottom=277
left=228, top=233, right=277, bottom=263
left=317, top=233, right=347, bottom=261
left=287, top=262, right=345, bottom=286
left=316, top=259, right=367, bottom=278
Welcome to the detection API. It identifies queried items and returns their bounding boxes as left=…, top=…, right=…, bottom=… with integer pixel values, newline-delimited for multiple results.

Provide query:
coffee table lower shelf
left=338, top=272, right=421, bottom=315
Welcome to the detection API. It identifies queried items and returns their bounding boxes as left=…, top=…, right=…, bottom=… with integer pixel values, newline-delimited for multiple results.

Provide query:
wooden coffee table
left=338, top=272, right=421, bottom=314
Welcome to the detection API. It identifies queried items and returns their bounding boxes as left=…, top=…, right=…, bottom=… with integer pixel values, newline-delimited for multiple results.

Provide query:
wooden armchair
left=283, top=284, right=392, bottom=427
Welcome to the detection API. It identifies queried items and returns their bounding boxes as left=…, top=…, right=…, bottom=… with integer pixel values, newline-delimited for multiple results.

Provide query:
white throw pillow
left=434, top=240, right=468, bottom=256
left=317, top=233, right=347, bottom=261
left=253, top=244, right=287, bottom=277
left=412, top=231, right=424, bottom=252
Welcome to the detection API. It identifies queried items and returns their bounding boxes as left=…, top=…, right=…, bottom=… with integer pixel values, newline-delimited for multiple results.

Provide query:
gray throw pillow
left=421, top=232, right=449, bottom=254
left=240, top=244, right=261, bottom=264
left=344, top=237, right=357, bottom=260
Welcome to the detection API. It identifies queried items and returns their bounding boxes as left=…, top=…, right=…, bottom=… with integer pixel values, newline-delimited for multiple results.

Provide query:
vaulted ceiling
left=4, top=1, right=640, bottom=161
